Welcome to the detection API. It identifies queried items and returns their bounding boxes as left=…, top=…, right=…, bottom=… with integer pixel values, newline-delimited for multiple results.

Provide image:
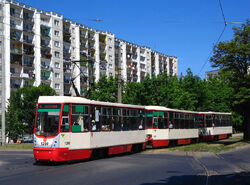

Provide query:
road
left=0, top=146, right=249, bottom=185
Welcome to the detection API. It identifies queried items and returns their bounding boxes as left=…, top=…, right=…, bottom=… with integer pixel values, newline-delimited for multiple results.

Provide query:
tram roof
left=38, top=96, right=145, bottom=109
left=38, top=96, right=232, bottom=115
left=198, top=111, right=232, bottom=115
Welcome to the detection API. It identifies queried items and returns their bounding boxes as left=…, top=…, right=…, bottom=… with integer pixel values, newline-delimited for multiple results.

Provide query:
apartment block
left=115, top=38, right=178, bottom=82
left=0, top=0, right=177, bottom=108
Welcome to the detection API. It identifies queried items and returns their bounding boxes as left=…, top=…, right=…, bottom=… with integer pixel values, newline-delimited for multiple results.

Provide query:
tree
left=6, top=85, right=56, bottom=140
left=88, top=75, right=121, bottom=102
left=210, top=20, right=250, bottom=140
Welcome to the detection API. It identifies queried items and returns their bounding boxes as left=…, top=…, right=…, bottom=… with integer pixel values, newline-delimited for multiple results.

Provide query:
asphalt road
left=0, top=146, right=249, bottom=185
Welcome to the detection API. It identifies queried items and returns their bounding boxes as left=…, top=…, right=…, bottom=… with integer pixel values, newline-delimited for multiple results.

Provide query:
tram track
left=191, top=152, right=210, bottom=185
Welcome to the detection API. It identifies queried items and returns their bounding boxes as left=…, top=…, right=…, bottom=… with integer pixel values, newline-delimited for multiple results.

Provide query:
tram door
left=60, top=104, right=71, bottom=148
left=153, top=111, right=158, bottom=129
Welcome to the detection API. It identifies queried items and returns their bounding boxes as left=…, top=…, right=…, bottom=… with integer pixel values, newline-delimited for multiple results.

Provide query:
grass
left=145, top=136, right=250, bottom=153
left=0, top=143, right=33, bottom=150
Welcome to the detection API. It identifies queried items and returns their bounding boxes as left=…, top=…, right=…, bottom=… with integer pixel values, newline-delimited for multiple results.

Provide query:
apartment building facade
left=115, top=39, right=177, bottom=82
left=0, top=0, right=177, bottom=108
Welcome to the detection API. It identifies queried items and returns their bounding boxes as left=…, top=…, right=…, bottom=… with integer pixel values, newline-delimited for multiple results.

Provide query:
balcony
left=100, top=53, right=106, bottom=61
left=23, top=14, right=33, bottom=23
left=40, top=18, right=50, bottom=27
left=64, top=69, right=71, bottom=74
left=41, top=41, right=51, bottom=48
left=63, top=26, right=70, bottom=33
left=10, top=31, right=21, bottom=42
left=11, top=83, right=21, bottom=89
left=22, top=72, right=35, bottom=79
left=10, top=11, right=21, bottom=19
left=23, top=62, right=34, bottom=68
left=10, top=48, right=22, bottom=55
left=80, top=30, right=87, bottom=37
left=41, top=70, right=51, bottom=81
left=11, top=72, right=21, bottom=78
left=10, top=23, right=22, bottom=31
left=63, top=32, right=71, bottom=43
left=23, top=38, right=34, bottom=45
left=63, top=54, right=71, bottom=61
left=41, top=64, right=51, bottom=71
left=88, top=34, right=95, bottom=41
left=80, top=41, right=87, bottom=49
left=23, top=25, right=34, bottom=34
left=64, top=88, right=71, bottom=96
left=23, top=47, right=34, bottom=56
left=99, top=47, right=105, bottom=54
left=64, top=78, right=71, bottom=84
left=41, top=52, right=52, bottom=59
left=40, top=25, right=50, bottom=38
left=24, top=79, right=35, bottom=86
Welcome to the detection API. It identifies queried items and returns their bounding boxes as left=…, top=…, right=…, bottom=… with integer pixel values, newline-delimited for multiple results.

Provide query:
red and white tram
left=33, top=96, right=147, bottom=162
left=198, top=112, right=233, bottom=141
left=145, top=106, right=199, bottom=148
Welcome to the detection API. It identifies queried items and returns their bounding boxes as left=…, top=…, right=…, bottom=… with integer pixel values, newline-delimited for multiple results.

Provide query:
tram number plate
left=41, top=142, right=49, bottom=146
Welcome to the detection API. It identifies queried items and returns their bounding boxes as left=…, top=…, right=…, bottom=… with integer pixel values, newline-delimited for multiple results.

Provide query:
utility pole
left=117, top=46, right=122, bottom=103
left=1, top=2, right=5, bottom=146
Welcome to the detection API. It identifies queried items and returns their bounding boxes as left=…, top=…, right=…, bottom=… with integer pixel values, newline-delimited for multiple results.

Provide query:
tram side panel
left=146, top=128, right=199, bottom=147
left=200, top=126, right=232, bottom=141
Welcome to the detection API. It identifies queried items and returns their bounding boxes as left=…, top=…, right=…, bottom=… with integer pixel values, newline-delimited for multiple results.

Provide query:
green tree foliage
left=87, top=75, right=121, bottom=103
left=6, top=85, right=56, bottom=140
left=210, top=20, right=250, bottom=140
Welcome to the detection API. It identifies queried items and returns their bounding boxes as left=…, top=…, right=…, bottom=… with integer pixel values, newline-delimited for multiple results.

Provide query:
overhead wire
left=198, top=0, right=228, bottom=76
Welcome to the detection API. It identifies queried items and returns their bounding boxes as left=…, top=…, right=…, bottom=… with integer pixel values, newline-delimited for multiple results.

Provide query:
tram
left=33, top=96, right=233, bottom=162
left=198, top=112, right=233, bottom=141
left=33, top=96, right=147, bottom=162
left=145, top=106, right=199, bottom=148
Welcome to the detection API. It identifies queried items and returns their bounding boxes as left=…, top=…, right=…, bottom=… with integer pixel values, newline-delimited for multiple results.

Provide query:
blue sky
left=18, top=0, right=249, bottom=78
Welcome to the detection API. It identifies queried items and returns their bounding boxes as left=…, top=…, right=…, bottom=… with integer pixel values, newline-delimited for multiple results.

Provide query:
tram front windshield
left=35, top=104, right=61, bottom=137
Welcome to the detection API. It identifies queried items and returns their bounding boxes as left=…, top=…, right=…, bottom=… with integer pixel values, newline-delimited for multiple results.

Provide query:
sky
left=17, top=0, right=250, bottom=78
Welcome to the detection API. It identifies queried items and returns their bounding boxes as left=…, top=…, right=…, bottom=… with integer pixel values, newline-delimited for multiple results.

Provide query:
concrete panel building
left=0, top=0, right=178, bottom=108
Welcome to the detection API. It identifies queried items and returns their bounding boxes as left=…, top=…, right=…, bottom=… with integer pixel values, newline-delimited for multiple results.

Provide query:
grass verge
left=145, top=136, right=250, bottom=153
left=0, top=143, right=33, bottom=150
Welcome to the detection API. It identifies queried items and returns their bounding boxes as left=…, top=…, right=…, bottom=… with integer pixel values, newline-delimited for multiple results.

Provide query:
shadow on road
left=140, top=172, right=250, bottom=185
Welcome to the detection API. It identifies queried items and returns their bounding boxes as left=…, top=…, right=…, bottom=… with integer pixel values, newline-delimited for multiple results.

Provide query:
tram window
left=71, top=104, right=89, bottom=132
left=196, top=115, right=203, bottom=128
left=189, top=114, right=195, bottom=128
left=145, top=111, right=153, bottom=129
left=102, top=107, right=112, bottom=131
left=214, top=115, right=221, bottom=126
left=138, top=110, right=145, bottom=130
left=206, top=115, right=213, bottom=127
left=168, top=112, right=174, bottom=128
left=91, top=106, right=101, bottom=131
left=158, top=112, right=166, bottom=129
left=113, top=108, right=121, bottom=131
left=121, top=117, right=128, bottom=131
left=61, top=104, right=69, bottom=132
left=174, top=113, right=180, bottom=129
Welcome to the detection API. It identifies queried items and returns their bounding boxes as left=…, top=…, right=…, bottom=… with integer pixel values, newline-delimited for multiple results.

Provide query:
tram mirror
left=95, top=110, right=100, bottom=122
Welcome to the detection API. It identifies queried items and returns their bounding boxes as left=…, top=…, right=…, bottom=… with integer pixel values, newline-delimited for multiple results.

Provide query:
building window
left=54, top=51, right=60, bottom=58
left=54, top=41, right=60, bottom=47
left=55, top=73, right=60, bottom=78
left=55, top=83, right=60, bottom=89
left=54, top=20, right=59, bottom=26
left=55, top=62, right=60, bottom=68
left=54, top=30, right=59, bottom=36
